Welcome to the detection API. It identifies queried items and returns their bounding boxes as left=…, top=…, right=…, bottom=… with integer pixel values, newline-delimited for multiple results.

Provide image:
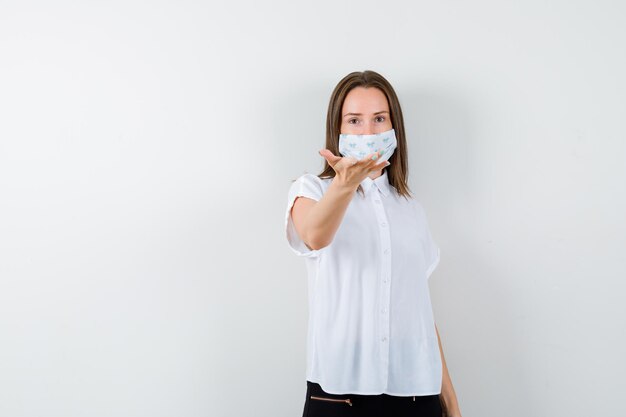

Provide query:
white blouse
left=284, top=169, right=442, bottom=396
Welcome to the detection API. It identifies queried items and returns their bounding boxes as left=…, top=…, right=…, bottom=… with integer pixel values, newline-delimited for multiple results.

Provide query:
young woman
left=285, top=70, right=462, bottom=417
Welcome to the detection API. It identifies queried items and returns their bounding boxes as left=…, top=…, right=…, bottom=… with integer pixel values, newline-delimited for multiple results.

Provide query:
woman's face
left=340, top=86, right=393, bottom=135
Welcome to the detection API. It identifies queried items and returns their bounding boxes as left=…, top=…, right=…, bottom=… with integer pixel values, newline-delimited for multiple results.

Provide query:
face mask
left=338, top=128, right=397, bottom=162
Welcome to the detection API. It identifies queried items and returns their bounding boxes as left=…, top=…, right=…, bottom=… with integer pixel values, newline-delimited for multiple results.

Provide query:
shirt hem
left=306, top=377, right=441, bottom=396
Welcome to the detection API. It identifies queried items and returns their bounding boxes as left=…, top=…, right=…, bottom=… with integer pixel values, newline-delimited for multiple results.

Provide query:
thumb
left=319, top=149, right=341, bottom=164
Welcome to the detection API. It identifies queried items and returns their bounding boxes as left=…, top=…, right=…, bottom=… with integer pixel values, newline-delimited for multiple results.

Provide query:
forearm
left=435, top=323, right=462, bottom=417
left=304, top=177, right=357, bottom=249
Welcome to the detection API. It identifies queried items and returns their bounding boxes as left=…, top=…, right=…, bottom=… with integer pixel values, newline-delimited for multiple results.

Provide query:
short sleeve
left=285, top=174, right=326, bottom=257
left=415, top=201, right=441, bottom=279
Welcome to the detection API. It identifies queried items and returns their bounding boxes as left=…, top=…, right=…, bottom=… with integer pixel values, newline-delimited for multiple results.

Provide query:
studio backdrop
left=0, top=1, right=624, bottom=416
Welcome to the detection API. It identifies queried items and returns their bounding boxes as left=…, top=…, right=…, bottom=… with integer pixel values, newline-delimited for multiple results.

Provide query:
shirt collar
left=360, top=169, right=392, bottom=197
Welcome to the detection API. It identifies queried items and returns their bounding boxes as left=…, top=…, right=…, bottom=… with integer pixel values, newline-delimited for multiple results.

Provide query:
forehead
left=342, top=86, right=389, bottom=114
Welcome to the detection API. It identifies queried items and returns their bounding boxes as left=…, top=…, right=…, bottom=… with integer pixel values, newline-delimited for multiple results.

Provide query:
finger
left=365, top=151, right=391, bottom=171
left=372, top=157, right=390, bottom=167
left=360, top=149, right=385, bottom=168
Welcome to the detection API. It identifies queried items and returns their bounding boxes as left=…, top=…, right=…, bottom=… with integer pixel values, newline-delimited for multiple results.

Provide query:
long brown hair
left=318, top=70, right=412, bottom=199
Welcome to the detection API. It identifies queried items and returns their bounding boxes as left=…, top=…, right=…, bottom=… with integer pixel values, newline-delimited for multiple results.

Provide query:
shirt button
left=383, top=279, right=388, bottom=283
left=382, top=308, right=387, bottom=313
left=384, top=248, right=390, bottom=254
left=381, top=337, right=387, bottom=342
left=381, top=222, right=387, bottom=227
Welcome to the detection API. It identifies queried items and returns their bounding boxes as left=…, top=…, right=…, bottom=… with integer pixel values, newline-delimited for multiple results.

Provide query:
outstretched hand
left=319, top=148, right=390, bottom=189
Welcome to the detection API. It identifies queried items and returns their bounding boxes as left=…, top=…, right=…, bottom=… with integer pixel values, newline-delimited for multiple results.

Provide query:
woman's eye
left=375, top=116, right=386, bottom=122
left=348, top=118, right=358, bottom=124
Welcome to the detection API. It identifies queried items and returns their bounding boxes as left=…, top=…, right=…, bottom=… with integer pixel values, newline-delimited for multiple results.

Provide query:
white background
left=1, top=1, right=625, bottom=416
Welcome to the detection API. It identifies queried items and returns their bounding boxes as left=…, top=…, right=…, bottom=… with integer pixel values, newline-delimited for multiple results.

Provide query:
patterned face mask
left=338, top=128, right=397, bottom=162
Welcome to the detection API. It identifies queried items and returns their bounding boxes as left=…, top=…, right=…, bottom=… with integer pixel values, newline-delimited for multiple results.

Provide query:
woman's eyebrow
left=343, top=110, right=389, bottom=118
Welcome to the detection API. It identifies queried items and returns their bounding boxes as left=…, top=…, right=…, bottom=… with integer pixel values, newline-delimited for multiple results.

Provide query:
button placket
left=371, top=186, right=391, bottom=381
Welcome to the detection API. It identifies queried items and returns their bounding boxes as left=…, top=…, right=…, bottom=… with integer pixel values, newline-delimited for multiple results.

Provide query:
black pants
left=302, top=380, right=443, bottom=417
